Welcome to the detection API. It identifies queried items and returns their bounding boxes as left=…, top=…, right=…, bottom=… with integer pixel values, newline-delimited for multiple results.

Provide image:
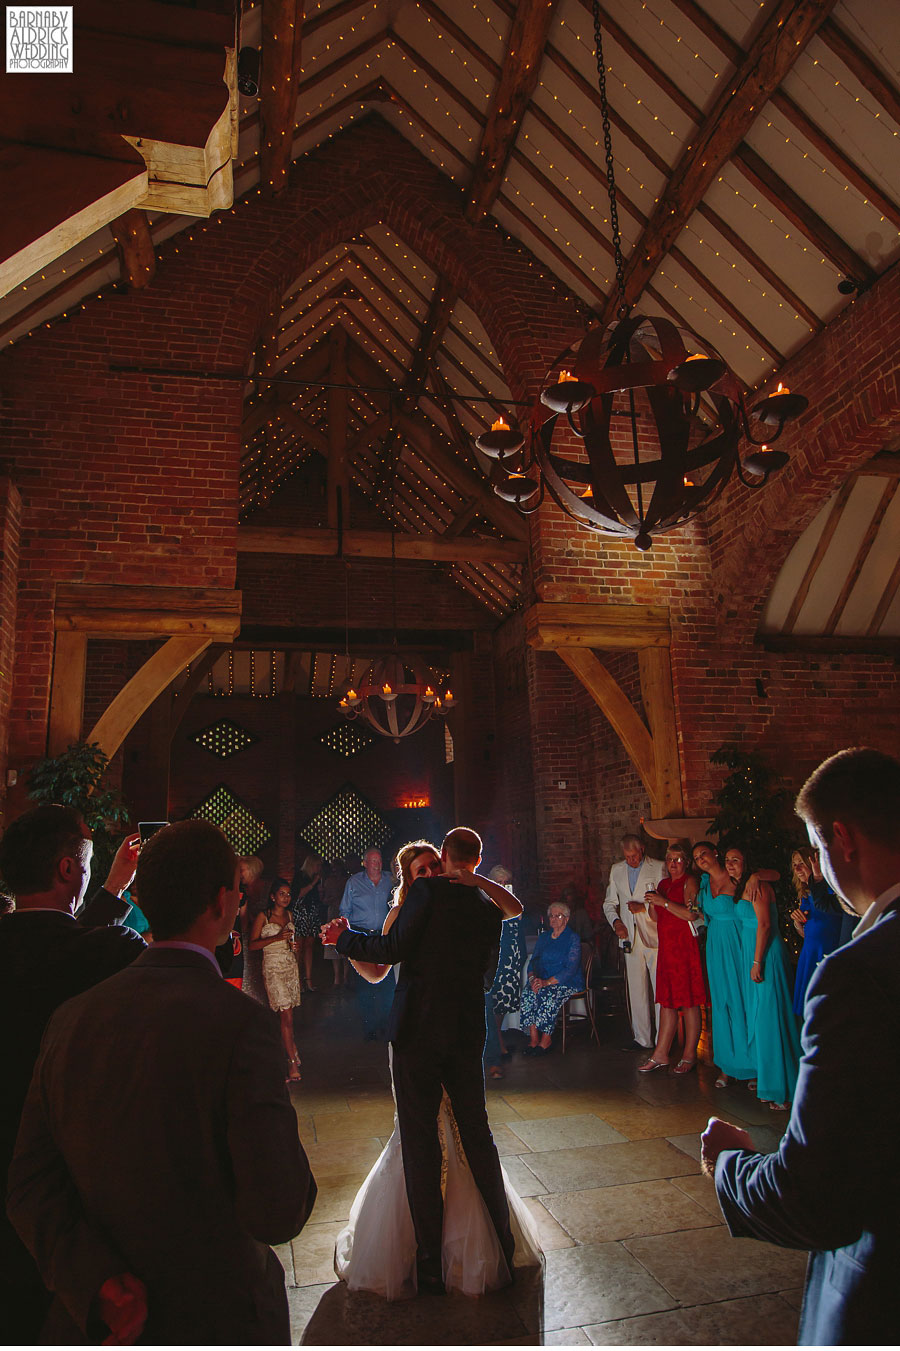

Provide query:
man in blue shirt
left=340, top=846, right=394, bottom=1040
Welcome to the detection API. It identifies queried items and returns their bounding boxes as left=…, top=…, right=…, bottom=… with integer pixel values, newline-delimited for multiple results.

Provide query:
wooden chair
left=559, top=951, right=599, bottom=1053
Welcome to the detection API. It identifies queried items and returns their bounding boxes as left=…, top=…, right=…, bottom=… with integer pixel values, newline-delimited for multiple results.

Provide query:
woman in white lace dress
left=333, top=842, right=542, bottom=1299
left=250, top=877, right=302, bottom=1081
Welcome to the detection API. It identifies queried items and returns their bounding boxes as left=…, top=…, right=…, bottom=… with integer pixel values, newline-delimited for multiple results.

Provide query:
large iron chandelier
left=474, top=2, right=807, bottom=551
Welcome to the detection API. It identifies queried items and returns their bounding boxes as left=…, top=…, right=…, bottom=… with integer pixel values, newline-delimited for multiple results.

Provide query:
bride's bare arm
left=349, top=905, right=398, bottom=983
left=446, top=868, right=523, bottom=918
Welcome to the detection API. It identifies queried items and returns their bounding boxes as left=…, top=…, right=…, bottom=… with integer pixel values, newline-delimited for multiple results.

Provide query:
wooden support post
left=638, top=648, right=684, bottom=818
left=47, top=632, right=88, bottom=756
left=558, top=647, right=658, bottom=808
left=87, top=635, right=215, bottom=763
left=109, top=209, right=156, bottom=289
left=327, top=325, right=349, bottom=529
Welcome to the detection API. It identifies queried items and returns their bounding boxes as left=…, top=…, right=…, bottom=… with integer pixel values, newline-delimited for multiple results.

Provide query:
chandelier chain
left=592, top=0, right=628, bottom=319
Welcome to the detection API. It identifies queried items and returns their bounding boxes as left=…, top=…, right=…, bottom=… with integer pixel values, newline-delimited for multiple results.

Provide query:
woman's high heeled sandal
left=637, top=1057, right=669, bottom=1073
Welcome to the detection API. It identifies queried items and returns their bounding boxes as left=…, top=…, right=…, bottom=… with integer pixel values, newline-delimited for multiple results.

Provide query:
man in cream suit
left=603, top=834, right=666, bottom=1049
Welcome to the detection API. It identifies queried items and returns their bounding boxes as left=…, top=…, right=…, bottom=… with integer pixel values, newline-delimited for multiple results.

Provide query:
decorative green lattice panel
left=300, top=785, right=392, bottom=861
left=320, top=721, right=375, bottom=758
left=191, top=784, right=270, bottom=855
left=192, top=718, right=258, bottom=759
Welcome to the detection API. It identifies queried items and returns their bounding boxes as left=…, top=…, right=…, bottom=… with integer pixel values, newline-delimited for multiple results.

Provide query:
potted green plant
left=28, top=741, right=130, bottom=888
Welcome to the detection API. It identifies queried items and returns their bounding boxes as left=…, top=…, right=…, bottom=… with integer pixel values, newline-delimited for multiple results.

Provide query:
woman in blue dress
left=520, top=902, right=582, bottom=1055
left=724, top=841, right=801, bottom=1111
left=692, top=842, right=756, bottom=1088
left=789, top=845, right=845, bottom=1015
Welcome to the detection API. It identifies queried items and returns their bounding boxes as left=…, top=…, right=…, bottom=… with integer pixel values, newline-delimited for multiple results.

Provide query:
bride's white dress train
left=334, top=1069, right=542, bottom=1300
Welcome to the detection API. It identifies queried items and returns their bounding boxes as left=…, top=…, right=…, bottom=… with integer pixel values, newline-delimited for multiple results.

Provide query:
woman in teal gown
left=724, top=841, right=801, bottom=1110
left=692, top=842, right=756, bottom=1086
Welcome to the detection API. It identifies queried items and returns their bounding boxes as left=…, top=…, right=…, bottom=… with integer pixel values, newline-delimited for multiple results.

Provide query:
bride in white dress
left=333, top=841, right=542, bottom=1300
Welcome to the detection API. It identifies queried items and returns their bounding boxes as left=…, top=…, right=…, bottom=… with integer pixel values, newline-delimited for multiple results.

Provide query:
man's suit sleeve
left=78, top=886, right=131, bottom=927
left=7, top=1054, right=129, bottom=1333
left=226, top=1005, right=317, bottom=1245
left=336, top=877, right=431, bottom=964
left=715, top=945, right=889, bottom=1252
left=602, top=866, right=620, bottom=928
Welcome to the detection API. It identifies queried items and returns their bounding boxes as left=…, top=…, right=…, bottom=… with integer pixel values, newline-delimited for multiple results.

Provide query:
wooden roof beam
left=782, top=476, right=856, bottom=633
left=819, top=19, right=900, bottom=128
left=770, top=90, right=900, bottom=229
left=596, top=0, right=840, bottom=324
left=733, top=146, right=874, bottom=285
left=466, top=0, right=561, bottom=223
left=260, top=0, right=304, bottom=196
left=344, top=338, right=527, bottom=541
left=237, top=527, right=527, bottom=565
left=109, top=209, right=156, bottom=290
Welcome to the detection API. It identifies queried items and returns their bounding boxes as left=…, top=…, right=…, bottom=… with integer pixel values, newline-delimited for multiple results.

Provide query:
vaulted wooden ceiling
left=3, top=0, right=899, bottom=623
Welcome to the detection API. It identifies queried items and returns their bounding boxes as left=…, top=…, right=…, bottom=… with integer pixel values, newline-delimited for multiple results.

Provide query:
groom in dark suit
left=701, top=747, right=900, bottom=1345
left=324, top=826, right=513, bottom=1295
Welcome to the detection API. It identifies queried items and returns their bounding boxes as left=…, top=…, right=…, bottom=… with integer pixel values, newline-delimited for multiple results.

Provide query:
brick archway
left=706, top=260, right=900, bottom=641
left=212, top=116, right=582, bottom=403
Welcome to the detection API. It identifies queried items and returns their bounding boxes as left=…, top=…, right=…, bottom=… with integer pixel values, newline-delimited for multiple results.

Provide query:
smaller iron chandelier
left=339, top=653, right=455, bottom=743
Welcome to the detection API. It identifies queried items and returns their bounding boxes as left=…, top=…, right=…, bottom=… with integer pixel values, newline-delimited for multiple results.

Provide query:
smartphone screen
left=138, top=821, right=169, bottom=845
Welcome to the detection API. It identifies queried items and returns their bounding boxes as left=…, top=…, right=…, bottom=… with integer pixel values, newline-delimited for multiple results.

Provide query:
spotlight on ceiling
left=237, top=47, right=260, bottom=98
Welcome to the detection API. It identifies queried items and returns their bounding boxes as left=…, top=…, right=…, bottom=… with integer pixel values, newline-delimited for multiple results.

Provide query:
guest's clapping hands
left=320, top=916, right=349, bottom=946
left=104, top=834, right=141, bottom=897
left=700, top=1117, right=754, bottom=1177
left=97, top=1272, right=147, bottom=1345
left=790, top=907, right=808, bottom=937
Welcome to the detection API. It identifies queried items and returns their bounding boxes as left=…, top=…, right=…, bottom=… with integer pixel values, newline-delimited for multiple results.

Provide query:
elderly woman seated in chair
left=521, top=901, right=583, bottom=1056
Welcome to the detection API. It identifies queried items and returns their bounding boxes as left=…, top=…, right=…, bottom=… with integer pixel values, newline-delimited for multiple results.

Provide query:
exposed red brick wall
left=491, top=613, right=539, bottom=904
left=238, top=555, right=489, bottom=633
left=0, top=477, right=22, bottom=809
left=707, top=261, right=900, bottom=635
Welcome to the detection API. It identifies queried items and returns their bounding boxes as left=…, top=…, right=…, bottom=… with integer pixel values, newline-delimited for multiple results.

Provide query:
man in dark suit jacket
left=701, top=747, right=900, bottom=1345
left=8, top=819, right=316, bottom=1345
left=324, top=826, right=514, bottom=1296
left=0, top=805, right=145, bottom=1343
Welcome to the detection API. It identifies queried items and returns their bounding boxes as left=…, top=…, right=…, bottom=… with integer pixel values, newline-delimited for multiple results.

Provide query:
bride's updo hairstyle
left=392, top=839, right=440, bottom=908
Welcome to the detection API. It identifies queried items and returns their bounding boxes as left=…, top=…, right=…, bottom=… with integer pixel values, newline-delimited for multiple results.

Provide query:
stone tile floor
left=281, top=984, right=804, bottom=1345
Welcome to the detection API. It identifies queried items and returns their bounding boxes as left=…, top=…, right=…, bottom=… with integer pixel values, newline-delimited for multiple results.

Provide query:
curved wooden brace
left=87, top=635, right=214, bottom=763
left=557, top=647, right=656, bottom=801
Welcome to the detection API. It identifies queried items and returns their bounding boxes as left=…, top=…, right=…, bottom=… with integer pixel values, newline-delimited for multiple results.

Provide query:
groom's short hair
left=442, top=827, right=482, bottom=865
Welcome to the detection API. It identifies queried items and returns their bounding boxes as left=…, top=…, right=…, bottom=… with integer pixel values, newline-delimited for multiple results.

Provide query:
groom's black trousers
left=392, top=1041, right=514, bottom=1283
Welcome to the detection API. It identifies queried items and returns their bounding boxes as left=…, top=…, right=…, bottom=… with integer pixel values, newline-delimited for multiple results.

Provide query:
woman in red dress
left=638, top=841, right=706, bottom=1075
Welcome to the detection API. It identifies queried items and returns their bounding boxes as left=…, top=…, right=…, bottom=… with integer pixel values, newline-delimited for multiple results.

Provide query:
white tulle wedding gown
left=334, top=1058, right=542, bottom=1299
